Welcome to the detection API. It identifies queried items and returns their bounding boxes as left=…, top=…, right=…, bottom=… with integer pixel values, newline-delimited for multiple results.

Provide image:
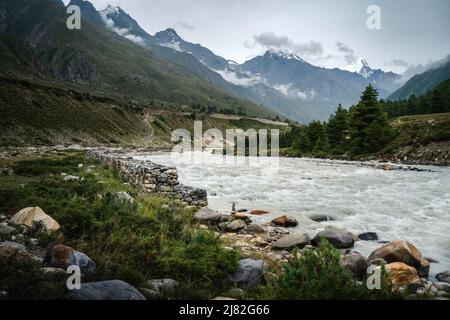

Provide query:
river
left=135, top=152, right=450, bottom=276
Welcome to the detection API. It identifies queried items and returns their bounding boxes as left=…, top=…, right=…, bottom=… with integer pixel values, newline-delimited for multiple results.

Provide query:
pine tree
left=327, top=104, right=350, bottom=154
left=350, top=85, right=394, bottom=154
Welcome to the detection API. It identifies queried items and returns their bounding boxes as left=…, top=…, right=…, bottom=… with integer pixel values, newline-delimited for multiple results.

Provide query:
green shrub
left=258, top=240, right=403, bottom=300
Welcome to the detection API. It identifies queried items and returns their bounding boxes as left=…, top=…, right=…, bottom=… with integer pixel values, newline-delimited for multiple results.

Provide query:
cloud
left=250, top=32, right=325, bottom=59
left=335, top=42, right=357, bottom=64
left=272, top=83, right=316, bottom=100
left=175, top=20, right=194, bottom=30
left=100, top=11, right=145, bottom=46
left=385, top=59, right=409, bottom=68
left=400, top=54, right=450, bottom=82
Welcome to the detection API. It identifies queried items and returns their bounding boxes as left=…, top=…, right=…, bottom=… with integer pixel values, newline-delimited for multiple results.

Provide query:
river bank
left=1, top=146, right=450, bottom=300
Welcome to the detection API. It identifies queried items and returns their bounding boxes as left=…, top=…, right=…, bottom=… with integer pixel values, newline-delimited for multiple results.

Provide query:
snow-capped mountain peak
left=347, top=58, right=375, bottom=78
left=265, top=49, right=306, bottom=63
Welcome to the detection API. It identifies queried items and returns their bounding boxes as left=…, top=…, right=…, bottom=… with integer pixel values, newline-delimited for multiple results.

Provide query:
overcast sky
left=68, top=0, right=450, bottom=74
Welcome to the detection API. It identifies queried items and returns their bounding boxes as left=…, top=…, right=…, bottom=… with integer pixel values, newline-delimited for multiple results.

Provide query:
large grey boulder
left=312, top=228, right=356, bottom=249
left=69, top=280, right=146, bottom=300
left=340, top=252, right=368, bottom=280
left=272, top=233, right=311, bottom=250
left=228, top=259, right=268, bottom=289
left=194, top=207, right=222, bottom=224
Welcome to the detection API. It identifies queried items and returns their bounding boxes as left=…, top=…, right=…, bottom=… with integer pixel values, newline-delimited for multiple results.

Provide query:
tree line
left=381, top=79, right=450, bottom=118
left=280, top=85, right=395, bottom=157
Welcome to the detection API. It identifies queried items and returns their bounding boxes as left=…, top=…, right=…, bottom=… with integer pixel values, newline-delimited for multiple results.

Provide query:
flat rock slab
left=272, top=233, right=311, bottom=250
left=69, top=280, right=146, bottom=300
left=194, top=208, right=222, bottom=223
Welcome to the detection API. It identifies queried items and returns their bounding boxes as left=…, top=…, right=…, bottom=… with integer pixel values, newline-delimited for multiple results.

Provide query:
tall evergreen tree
left=350, top=85, right=394, bottom=154
left=327, top=104, right=350, bottom=154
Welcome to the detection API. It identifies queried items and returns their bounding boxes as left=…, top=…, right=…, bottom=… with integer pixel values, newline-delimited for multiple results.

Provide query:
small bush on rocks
left=258, top=240, right=404, bottom=300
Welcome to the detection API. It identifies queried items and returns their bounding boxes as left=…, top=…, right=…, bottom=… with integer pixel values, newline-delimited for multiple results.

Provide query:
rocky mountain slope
left=95, top=2, right=402, bottom=122
left=0, top=0, right=277, bottom=119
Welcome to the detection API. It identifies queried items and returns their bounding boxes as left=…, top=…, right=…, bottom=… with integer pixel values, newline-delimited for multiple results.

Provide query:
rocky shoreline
left=1, top=145, right=449, bottom=300
left=192, top=207, right=450, bottom=300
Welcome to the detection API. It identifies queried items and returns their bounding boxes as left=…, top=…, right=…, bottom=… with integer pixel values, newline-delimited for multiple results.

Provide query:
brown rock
left=271, top=215, right=298, bottom=228
left=233, top=213, right=252, bottom=223
left=368, top=240, right=422, bottom=269
left=249, top=210, right=270, bottom=216
left=384, top=262, right=420, bottom=286
left=9, top=207, right=60, bottom=233
left=45, top=245, right=75, bottom=267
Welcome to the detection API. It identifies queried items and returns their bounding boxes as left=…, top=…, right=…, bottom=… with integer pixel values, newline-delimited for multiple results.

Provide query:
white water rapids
left=135, top=152, right=450, bottom=276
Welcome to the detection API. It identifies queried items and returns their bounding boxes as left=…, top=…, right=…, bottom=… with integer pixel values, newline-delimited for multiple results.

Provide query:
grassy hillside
left=378, top=112, right=450, bottom=165
left=0, top=77, right=285, bottom=147
left=0, top=0, right=277, bottom=119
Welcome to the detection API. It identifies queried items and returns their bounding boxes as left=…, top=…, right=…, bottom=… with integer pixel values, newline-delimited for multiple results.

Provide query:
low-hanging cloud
left=385, top=59, right=410, bottom=68
left=100, top=11, right=145, bottom=46
left=335, top=42, right=357, bottom=64
left=399, top=54, right=450, bottom=82
left=250, top=32, right=324, bottom=58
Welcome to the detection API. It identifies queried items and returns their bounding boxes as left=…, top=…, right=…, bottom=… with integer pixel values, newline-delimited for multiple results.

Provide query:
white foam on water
left=135, top=152, right=450, bottom=275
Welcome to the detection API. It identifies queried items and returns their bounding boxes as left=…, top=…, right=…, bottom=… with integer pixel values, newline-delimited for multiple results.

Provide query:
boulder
left=272, top=233, right=311, bottom=250
left=367, top=240, right=422, bottom=269
left=228, top=259, right=268, bottom=289
left=0, top=224, right=16, bottom=239
left=358, top=232, right=379, bottom=241
left=113, top=192, right=135, bottom=204
left=309, top=214, right=334, bottom=222
left=384, top=262, right=421, bottom=286
left=232, top=213, right=252, bottom=223
left=194, top=207, right=222, bottom=224
left=249, top=210, right=270, bottom=216
left=435, top=282, right=450, bottom=293
left=10, top=207, right=60, bottom=233
left=220, top=219, right=247, bottom=232
left=437, top=270, right=450, bottom=284
left=312, top=228, right=355, bottom=249
left=69, top=280, right=146, bottom=300
left=45, top=245, right=96, bottom=274
left=271, top=215, right=298, bottom=228
left=0, top=241, right=27, bottom=255
left=340, top=253, right=368, bottom=280
left=244, top=224, right=266, bottom=234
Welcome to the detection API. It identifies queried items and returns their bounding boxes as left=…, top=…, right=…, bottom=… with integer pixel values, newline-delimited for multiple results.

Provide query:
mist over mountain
left=388, top=56, right=450, bottom=101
